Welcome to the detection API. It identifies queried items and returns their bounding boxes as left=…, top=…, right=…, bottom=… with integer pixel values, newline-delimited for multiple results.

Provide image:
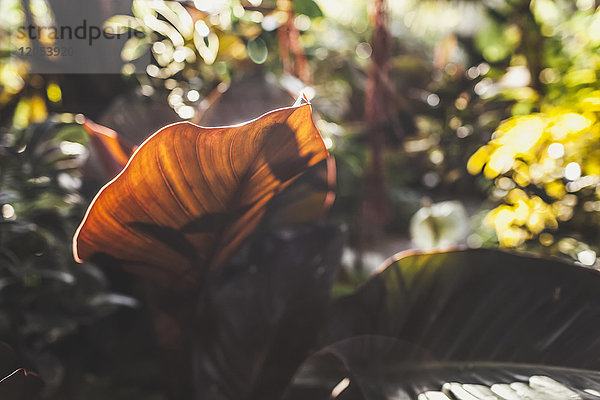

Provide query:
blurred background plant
left=1, top=0, right=600, bottom=396
left=0, top=119, right=143, bottom=397
left=467, top=0, right=600, bottom=267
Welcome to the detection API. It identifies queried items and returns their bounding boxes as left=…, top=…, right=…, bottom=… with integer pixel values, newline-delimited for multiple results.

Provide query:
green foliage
left=0, top=120, right=132, bottom=393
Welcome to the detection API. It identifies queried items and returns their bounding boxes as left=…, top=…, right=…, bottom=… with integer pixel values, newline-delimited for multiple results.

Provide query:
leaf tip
left=293, top=91, right=311, bottom=107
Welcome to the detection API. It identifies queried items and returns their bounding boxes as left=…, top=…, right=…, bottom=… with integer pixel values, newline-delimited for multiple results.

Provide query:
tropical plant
left=3, top=0, right=600, bottom=397
left=71, top=100, right=339, bottom=398
left=62, top=101, right=600, bottom=399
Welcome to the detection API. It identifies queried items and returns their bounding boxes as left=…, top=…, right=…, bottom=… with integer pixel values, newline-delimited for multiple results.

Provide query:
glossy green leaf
left=327, top=249, right=600, bottom=369
left=284, top=336, right=600, bottom=400
left=283, top=249, right=600, bottom=398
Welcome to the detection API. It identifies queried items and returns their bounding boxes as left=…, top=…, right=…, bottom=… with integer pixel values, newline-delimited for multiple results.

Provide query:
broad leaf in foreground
left=73, top=103, right=329, bottom=288
left=284, top=336, right=600, bottom=399
left=328, top=248, right=600, bottom=369
left=283, top=249, right=600, bottom=399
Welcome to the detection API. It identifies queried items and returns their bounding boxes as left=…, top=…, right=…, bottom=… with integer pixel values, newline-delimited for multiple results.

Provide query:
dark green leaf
left=285, top=250, right=600, bottom=398
left=284, top=336, right=600, bottom=400
left=327, top=249, right=600, bottom=369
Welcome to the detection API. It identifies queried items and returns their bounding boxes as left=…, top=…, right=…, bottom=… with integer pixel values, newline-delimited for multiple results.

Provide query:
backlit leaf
left=73, top=103, right=329, bottom=288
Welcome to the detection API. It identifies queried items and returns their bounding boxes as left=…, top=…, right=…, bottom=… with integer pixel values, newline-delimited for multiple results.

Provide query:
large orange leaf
left=73, top=103, right=329, bottom=288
